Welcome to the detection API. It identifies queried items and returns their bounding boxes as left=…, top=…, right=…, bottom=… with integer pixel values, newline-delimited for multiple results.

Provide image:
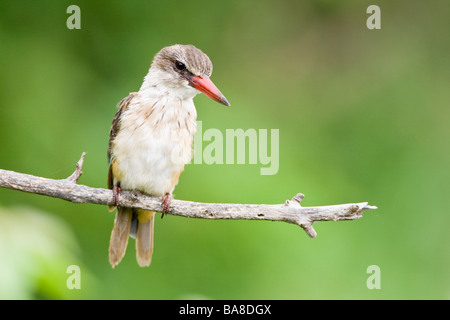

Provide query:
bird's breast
left=111, top=97, right=197, bottom=196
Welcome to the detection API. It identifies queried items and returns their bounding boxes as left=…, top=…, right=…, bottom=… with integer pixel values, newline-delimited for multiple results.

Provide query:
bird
left=107, top=44, right=230, bottom=268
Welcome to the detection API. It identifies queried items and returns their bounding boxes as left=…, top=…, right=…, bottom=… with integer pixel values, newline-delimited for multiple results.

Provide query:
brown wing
left=107, top=92, right=138, bottom=190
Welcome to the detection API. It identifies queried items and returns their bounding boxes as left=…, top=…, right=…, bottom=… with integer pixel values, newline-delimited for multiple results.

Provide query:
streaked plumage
left=107, top=44, right=229, bottom=268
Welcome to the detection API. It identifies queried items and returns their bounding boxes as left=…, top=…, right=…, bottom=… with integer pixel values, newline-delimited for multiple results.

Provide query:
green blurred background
left=0, top=0, right=448, bottom=299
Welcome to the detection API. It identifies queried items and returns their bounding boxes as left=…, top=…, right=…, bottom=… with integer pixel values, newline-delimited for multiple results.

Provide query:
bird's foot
left=161, top=193, right=173, bottom=217
left=112, top=185, right=122, bottom=206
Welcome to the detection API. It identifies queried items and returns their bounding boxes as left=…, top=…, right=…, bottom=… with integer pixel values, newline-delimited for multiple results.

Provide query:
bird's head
left=148, top=44, right=230, bottom=106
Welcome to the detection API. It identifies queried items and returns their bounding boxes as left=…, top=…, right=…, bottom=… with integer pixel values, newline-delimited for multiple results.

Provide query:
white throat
left=139, top=67, right=199, bottom=103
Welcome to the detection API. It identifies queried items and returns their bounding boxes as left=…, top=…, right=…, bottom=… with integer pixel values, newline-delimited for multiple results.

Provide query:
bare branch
left=0, top=153, right=377, bottom=238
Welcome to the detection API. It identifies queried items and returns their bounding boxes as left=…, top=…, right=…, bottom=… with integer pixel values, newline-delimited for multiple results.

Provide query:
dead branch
left=0, top=153, right=377, bottom=238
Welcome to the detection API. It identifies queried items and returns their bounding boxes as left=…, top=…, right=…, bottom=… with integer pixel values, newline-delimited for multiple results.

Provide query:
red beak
left=189, top=75, right=230, bottom=106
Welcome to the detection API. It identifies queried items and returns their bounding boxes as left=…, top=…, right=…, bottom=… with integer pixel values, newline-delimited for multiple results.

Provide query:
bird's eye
left=175, top=61, right=186, bottom=71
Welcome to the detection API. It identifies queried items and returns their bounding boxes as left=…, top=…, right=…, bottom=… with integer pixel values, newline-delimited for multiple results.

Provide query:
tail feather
left=109, top=207, right=133, bottom=268
left=136, top=210, right=155, bottom=267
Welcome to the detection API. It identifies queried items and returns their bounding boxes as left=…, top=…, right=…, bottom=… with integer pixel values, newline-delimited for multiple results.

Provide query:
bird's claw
left=161, top=193, right=172, bottom=214
left=113, top=185, right=122, bottom=206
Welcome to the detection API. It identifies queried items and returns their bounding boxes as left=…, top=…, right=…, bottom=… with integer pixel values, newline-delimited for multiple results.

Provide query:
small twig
left=0, top=152, right=377, bottom=238
left=66, top=152, right=86, bottom=183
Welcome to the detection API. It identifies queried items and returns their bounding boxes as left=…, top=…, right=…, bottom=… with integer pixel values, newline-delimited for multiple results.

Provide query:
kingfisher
left=107, top=44, right=230, bottom=268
